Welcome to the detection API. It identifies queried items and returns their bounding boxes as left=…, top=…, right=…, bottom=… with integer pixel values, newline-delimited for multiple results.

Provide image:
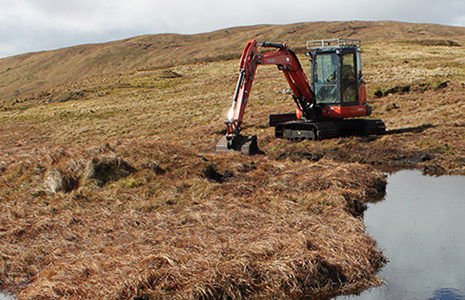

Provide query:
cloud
left=1, top=0, right=465, bottom=57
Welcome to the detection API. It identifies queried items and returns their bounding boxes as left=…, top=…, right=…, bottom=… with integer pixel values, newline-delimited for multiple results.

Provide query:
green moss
left=416, top=139, right=452, bottom=153
left=117, top=176, right=145, bottom=188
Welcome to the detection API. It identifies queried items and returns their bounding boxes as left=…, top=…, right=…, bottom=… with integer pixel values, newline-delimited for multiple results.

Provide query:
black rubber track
left=275, top=119, right=386, bottom=140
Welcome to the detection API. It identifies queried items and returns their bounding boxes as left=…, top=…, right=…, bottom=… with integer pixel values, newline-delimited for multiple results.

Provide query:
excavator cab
left=307, top=39, right=364, bottom=108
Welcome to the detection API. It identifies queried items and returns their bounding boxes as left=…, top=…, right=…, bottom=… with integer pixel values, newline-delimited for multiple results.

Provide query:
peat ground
left=0, top=21, right=465, bottom=298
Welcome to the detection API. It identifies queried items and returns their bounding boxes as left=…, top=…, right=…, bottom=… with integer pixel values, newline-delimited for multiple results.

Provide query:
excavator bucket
left=215, top=134, right=262, bottom=155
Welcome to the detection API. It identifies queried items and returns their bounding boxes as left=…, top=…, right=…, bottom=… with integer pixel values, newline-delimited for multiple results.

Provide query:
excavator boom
left=224, top=40, right=313, bottom=135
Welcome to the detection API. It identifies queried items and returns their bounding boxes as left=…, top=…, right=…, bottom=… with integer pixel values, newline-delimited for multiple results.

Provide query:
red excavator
left=216, top=38, right=385, bottom=155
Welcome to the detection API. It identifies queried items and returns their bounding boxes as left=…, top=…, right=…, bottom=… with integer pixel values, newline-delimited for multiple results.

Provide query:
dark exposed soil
left=264, top=121, right=464, bottom=177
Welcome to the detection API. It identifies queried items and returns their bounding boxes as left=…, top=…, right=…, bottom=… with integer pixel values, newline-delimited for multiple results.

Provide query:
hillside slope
left=0, top=21, right=465, bottom=299
left=1, top=20, right=465, bottom=105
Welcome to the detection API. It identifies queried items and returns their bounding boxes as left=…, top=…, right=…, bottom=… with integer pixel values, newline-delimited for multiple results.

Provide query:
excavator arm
left=217, top=39, right=315, bottom=154
left=225, top=39, right=314, bottom=136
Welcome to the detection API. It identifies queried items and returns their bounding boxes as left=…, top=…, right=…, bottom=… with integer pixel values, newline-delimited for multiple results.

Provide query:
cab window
left=314, top=53, right=338, bottom=104
left=341, top=53, right=357, bottom=103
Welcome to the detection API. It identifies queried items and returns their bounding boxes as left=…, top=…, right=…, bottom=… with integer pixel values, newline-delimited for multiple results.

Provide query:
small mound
left=44, top=169, right=79, bottom=193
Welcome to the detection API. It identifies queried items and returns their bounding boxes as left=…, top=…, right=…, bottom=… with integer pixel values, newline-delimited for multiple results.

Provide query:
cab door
left=313, top=53, right=339, bottom=104
left=341, top=52, right=358, bottom=104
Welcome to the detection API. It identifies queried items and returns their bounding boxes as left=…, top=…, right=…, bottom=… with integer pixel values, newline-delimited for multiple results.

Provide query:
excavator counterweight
left=216, top=38, right=385, bottom=154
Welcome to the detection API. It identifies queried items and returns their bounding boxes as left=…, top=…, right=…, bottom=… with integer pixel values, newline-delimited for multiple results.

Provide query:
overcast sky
left=1, top=0, right=465, bottom=58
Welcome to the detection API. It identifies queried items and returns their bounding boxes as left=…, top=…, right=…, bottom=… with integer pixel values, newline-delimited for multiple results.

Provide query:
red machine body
left=217, top=38, right=385, bottom=155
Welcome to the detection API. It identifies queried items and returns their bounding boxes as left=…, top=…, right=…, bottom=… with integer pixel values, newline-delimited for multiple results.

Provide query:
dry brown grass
left=1, top=20, right=465, bottom=299
left=0, top=141, right=386, bottom=299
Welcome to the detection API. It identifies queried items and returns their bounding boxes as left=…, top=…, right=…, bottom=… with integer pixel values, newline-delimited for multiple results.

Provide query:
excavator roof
left=306, top=38, right=360, bottom=54
left=307, top=38, right=361, bottom=48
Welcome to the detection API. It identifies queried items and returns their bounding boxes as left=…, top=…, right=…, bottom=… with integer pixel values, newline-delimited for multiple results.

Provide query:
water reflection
left=337, top=170, right=465, bottom=300
left=430, top=288, right=465, bottom=300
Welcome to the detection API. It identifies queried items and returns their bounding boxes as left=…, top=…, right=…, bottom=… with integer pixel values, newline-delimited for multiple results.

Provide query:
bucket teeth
left=215, top=135, right=263, bottom=155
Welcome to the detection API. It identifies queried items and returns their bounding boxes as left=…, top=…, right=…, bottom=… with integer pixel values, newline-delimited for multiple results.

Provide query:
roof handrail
left=306, top=38, right=361, bottom=49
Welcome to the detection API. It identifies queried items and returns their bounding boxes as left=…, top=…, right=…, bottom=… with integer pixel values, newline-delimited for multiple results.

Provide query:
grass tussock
left=0, top=140, right=386, bottom=299
left=44, top=168, right=79, bottom=193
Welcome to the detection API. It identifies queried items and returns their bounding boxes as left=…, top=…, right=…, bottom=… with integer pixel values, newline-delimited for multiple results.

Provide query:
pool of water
left=338, top=170, right=465, bottom=300
left=0, top=293, right=13, bottom=300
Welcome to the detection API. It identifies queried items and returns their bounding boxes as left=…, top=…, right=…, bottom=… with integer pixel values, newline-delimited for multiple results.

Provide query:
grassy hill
left=2, top=20, right=465, bottom=105
left=0, top=21, right=465, bottom=298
